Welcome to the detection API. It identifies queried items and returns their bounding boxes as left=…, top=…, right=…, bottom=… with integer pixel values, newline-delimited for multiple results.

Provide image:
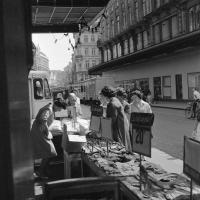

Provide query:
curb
left=151, top=105, right=185, bottom=111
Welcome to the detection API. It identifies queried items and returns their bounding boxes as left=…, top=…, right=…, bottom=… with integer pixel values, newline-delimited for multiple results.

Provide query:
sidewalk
left=151, top=101, right=186, bottom=110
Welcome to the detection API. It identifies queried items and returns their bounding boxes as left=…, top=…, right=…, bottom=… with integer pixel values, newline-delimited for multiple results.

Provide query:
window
left=34, top=79, right=43, bottom=100
left=143, top=31, right=148, bottom=48
left=188, top=73, right=200, bottom=99
left=122, top=12, right=126, bottom=29
left=117, top=43, right=121, bottom=57
left=162, top=19, right=170, bottom=41
left=154, top=24, right=160, bottom=44
left=91, top=35, right=95, bottom=42
left=111, top=20, right=115, bottom=37
left=85, top=60, right=90, bottom=69
left=84, top=35, right=89, bottom=42
left=92, top=48, right=96, bottom=55
left=189, top=7, right=195, bottom=32
left=129, top=37, right=134, bottom=53
left=155, top=0, right=160, bottom=8
left=104, top=49, right=107, bottom=62
left=134, top=0, right=139, bottom=21
left=85, top=48, right=89, bottom=55
left=137, top=33, right=142, bottom=50
left=113, top=45, right=117, bottom=59
left=44, top=79, right=51, bottom=99
left=171, top=15, right=178, bottom=37
left=78, top=63, right=82, bottom=70
left=142, top=0, right=152, bottom=16
left=92, top=60, right=96, bottom=67
left=117, top=16, right=120, bottom=33
left=162, top=76, right=171, bottom=99
left=178, top=11, right=187, bottom=33
left=124, top=40, right=128, bottom=55
left=108, top=49, right=111, bottom=60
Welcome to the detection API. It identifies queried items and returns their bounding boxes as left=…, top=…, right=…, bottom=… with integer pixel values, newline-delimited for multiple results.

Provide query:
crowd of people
left=98, top=86, right=152, bottom=152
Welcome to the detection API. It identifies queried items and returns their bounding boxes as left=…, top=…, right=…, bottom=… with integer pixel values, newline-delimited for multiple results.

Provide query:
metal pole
left=190, top=178, right=193, bottom=200
left=140, top=154, right=142, bottom=191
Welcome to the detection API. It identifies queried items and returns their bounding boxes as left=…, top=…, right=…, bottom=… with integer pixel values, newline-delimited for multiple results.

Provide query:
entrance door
left=153, top=77, right=162, bottom=101
left=175, top=74, right=183, bottom=100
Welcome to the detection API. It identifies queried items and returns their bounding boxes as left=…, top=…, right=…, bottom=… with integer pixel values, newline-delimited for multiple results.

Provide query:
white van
left=28, top=70, right=53, bottom=124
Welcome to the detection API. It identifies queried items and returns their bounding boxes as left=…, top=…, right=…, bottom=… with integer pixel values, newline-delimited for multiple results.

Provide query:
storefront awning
left=32, top=0, right=109, bottom=33
left=88, top=30, right=200, bottom=75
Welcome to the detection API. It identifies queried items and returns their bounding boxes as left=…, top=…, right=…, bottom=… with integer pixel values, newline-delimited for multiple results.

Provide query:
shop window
left=162, top=76, right=171, bottom=99
left=162, top=19, right=170, bottom=41
left=92, top=60, right=96, bottom=67
left=188, top=73, right=200, bottom=99
left=171, top=15, right=178, bottom=37
left=137, top=33, right=142, bottom=50
left=44, top=79, right=51, bottom=99
left=107, top=49, right=111, bottom=60
left=34, top=79, right=43, bottom=100
left=196, top=5, right=200, bottom=29
left=154, top=24, right=160, bottom=44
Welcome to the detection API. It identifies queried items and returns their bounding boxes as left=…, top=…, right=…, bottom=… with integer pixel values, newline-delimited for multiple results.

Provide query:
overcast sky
left=32, top=33, right=75, bottom=71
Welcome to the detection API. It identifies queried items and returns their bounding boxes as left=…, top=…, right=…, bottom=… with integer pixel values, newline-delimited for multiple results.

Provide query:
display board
left=183, top=136, right=200, bottom=185
left=90, top=115, right=101, bottom=132
left=91, top=105, right=103, bottom=117
left=101, top=118, right=112, bottom=140
left=130, top=112, right=154, bottom=157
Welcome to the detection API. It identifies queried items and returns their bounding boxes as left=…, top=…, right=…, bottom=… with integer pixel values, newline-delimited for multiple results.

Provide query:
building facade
left=89, top=0, right=200, bottom=100
left=72, top=30, right=101, bottom=83
left=32, top=45, right=50, bottom=72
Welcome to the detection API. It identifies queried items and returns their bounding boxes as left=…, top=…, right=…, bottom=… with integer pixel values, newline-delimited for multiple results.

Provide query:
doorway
left=175, top=74, right=183, bottom=100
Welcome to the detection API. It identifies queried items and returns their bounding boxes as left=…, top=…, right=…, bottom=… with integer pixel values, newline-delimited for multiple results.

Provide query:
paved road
left=152, top=107, right=194, bottom=160
left=81, top=105, right=195, bottom=160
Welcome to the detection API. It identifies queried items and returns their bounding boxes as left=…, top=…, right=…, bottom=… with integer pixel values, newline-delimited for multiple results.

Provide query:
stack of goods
left=82, top=136, right=200, bottom=200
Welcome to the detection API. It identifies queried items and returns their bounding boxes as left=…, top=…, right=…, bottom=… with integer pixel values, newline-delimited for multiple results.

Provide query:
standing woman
left=100, top=86, right=132, bottom=151
left=192, top=101, right=200, bottom=140
left=129, top=90, right=152, bottom=149
left=31, top=99, right=66, bottom=178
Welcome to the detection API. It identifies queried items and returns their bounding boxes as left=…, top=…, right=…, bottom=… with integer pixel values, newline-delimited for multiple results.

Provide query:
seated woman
left=100, top=86, right=131, bottom=151
left=31, top=99, right=66, bottom=179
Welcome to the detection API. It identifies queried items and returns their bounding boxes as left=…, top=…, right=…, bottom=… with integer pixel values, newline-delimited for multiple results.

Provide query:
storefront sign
left=183, top=136, right=200, bottom=185
left=91, top=105, right=103, bottom=117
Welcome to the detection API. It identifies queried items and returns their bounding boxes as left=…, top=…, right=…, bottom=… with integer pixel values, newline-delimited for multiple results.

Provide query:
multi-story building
left=49, top=70, right=66, bottom=88
left=32, top=45, right=50, bottom=72
left=89, top=0, right=200, bottom=100
left=72, top=30, right=101, bottom=83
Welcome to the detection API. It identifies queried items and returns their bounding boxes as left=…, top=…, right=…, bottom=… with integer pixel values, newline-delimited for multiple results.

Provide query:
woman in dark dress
left=100, top=86, right=131, bottom=151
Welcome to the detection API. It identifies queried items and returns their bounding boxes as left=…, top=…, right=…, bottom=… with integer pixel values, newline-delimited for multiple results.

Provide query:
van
left=28, top=70, right=53, bottom=125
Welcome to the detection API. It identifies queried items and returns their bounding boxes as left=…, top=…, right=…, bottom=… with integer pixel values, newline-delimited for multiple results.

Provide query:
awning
left=32, top=0, right=109, bottom=33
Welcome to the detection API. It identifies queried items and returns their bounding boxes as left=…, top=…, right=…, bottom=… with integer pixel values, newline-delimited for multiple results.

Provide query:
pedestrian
left=192, top=101, right=200, bottom=140
left=189, top=87, right=200, bottom=118
left=31, top=99, right=66, bottom=179
left=116, top=87, right=131, bottom=115
left=100, top=86, right=132, bottom=151
left=129, top=90, right=153, bottom=155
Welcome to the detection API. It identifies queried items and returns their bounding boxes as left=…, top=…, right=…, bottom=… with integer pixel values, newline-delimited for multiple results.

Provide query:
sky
left=32, top=33, right=75, bottom=71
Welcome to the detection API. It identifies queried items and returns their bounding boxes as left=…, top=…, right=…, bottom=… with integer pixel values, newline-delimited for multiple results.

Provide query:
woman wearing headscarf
left=31, top=99, right=66, bottom=179
left=100, top=86, right=131, bottom=151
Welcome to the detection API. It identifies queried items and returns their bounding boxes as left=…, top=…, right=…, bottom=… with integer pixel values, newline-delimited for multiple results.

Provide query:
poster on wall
left=183, top=136, right=200, bottom=185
